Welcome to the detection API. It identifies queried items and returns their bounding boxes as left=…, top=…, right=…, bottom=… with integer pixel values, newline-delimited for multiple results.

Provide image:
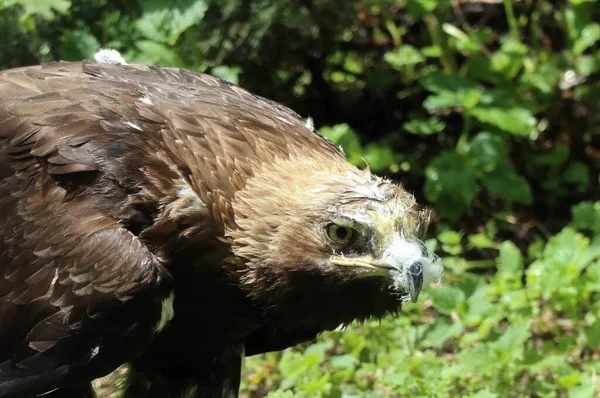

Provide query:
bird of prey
left=0, top=58, right=442, bottom=397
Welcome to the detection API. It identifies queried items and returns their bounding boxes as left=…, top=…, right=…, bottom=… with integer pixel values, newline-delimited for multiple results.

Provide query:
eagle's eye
left=326, top=223, right=354, bottom=246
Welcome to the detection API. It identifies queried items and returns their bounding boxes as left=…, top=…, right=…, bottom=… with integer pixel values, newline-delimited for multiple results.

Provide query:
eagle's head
left=229, top=153, right=442, bottom=329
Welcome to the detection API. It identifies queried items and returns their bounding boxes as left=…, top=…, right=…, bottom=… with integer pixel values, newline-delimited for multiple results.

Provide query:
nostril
left=408, top=261, right=424, bottom=301
left=409, top=261, right=423, bottom=278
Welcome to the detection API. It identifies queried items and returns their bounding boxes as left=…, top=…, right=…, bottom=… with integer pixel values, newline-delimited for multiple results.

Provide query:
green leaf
left=562, top=161, right=589, bottom=189
left=497, top=241, right=523, bottom=275
left=384, top=45, right=424, bottom=69
left=60, top=29, right=100, bottom=61
left=482, top=163, right=533, bottom=204
left=423, top=317, right=464, bottom=348
left=467, top=391, right=499, bottom=398
left=443, top=23, right=480, bottom=52
left=362, top=143, right=397, bottom=172
left=405, top=0, right=437, bottom=18
left=425, top=151, right=478, bottom=220
left=137, top=0, right=208, bottom=45
left=17, top=0, right=70, bottom=20
left=468, top=233, right=497, bottom=249
left=211, top=65, right=242, bottom=85
left=329, top=354, right=357, bottom=370
left=490, top=38, right=528, bottom=79
left=319, top=124, right=363, bottom=166
left=468, top=132, right=509, bottom=172
left=493, top=319, right=532, bottom=360
left=135, top=40, right=184, bottom=66
left=471, top=106, right=536, bottom=136
left=403, top=116, right=446, bottom=135
left=571, top=201, right=600, bottom=233
left=423, top=91, right=463, bottom=110
left=420, top=71, right=479, bottom=94
left=582, top=319, right=600, bottom=349
left=438, top=231, right=462, bottom=245
left=430, top=286, right=465, bottom=315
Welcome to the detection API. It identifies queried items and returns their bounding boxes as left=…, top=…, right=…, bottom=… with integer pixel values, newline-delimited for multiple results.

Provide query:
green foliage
left=1, top=1, right=598, bottom=397
left=242, top=206, right=600, bottom=397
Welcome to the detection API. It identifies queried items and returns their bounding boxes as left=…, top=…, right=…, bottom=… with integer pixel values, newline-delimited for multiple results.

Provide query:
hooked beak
left=406, top=261, right=423, bottom=303
left=330, top=237, right=438, bottom=303
left=330, top=257, right=424, bottom=302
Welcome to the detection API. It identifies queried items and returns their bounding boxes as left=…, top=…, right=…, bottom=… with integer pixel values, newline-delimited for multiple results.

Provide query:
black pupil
left=336, top=227, right=348, bottom=240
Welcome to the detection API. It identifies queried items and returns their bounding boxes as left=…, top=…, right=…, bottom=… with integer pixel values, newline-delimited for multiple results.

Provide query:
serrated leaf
left=60, top=29, right=100, bottom=61
left=482, top=163, right=533, bottom=204
left=493, top=319, right=532, bottom=360
left=471, top=106, right=536, bottom=136
left=137, top=0, right=208, bottom=45
left=403, top=116, right=446, bottom=135
left=211, top=65, right=242, bottom=85
left=497, top=241, right=523, bottom=276
left=423, top=317, right=464, bottom=348
left=425, top=151, right=478, bottom=220
left=384, top=45, right=424, bottom=69
left=405, top=0, right=437, bottom=18
left=571, top=201, right=600, bottom=233
left=362, top=143, right=397, bottom=172
left=319, top=124, right=362, bottom=165
left=420, top=70, right=479, bottom=93
left=430, top=286, right=465, bottom=315
left=135, top=40, right=184, bottom=66
left=329, top=354, right=357, bottom=370
left=438, top=231, right=462, bottom=245
left=468, top=233, right=496, bottom=249
left=18, top=0, right=70, bottom=20
left=467, top=391, right=499, bottom=398
left=468, top=132, right=509, bottom=172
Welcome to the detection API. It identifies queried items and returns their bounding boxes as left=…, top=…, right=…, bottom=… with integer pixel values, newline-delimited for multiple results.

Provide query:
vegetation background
left=0, top=0, right=598, bottom=396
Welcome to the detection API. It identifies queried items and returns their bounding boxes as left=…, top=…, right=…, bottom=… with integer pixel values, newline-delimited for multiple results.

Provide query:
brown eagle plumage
left=0, top=60, right=441, bottom=397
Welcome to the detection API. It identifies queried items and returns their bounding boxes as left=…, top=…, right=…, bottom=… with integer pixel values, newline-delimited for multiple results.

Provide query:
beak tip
left=407, top=261, right=424, bottom=303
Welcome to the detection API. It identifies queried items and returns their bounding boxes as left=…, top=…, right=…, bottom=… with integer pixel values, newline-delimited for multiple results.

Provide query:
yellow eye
left=326, top=223, right=354, bottom=245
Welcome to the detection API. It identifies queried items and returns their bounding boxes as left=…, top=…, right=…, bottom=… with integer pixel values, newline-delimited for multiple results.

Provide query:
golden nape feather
left=0, top=54, right=441, bottom=398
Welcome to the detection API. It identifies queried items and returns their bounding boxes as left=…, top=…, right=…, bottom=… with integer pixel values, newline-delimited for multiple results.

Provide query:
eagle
left=0, top=56, right=442, bottom=397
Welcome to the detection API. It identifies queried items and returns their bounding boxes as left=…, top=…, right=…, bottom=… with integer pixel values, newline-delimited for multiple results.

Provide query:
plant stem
left=424, top=14, right=457, bottom=73
left=504, top=0, right=519, bottom=41
left=457, top=113, right=471, bottom=151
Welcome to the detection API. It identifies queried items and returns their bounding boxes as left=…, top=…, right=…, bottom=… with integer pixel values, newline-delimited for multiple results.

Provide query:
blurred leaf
left=211, top=65, right=242, bottom=85
left=60, top=29, right=100, bottom=61
left=137, top=0, right=208, bottom=45
left=467, top=391, right=499, bottom=398
left=582, top=319, right=600, bottom=349
left=320, top=124, right=363, bottom=165
left=491, top=38, right=528, bottom=79
left=471, top=106, right=536, bottom=136
left=17, top=0, right=70, bottom=19
left=425, top=150, right=478, bottom=221
left=362, top=143, right=397, bottom=172
left=468, top=132, right=509, bottom=172
left=562, top=161, right=590, bottom=189
left=420, top=70, right=479, bottom=93
left=423, top=317, right=464, bottom=348
left=135, top=40, right=184, bottom=66
left=438, top=231, right=462, bottom=245
left=329, top=354, right=357, bottom=370
left=482, top=163, right=533, bottom=204
left=443, top=23, right=480, bottom=52
left=431, top=286, right=466, bottom=315
left=571, top=201, right=600, bottom=233
left=405, top=0, right=437, bottom=18
left=384, top=45, right=424, bottom=69
left=468, top=233, right=497, bottom=249
left=403, top=116, right=446, bottom=135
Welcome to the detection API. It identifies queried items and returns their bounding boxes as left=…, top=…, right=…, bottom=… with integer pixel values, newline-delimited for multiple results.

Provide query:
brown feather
left=0, top=61, right=434, bottom=397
